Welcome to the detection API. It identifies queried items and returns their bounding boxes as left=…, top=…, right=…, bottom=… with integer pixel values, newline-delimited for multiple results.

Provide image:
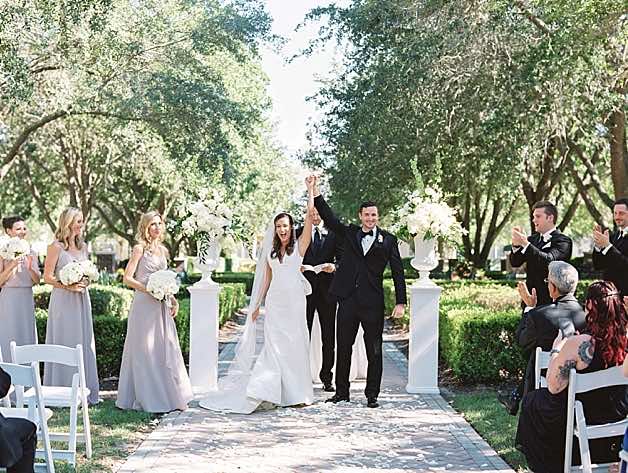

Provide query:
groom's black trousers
left=306, top=283, right=337, bottom=385
left=335, top=293, right=384, bottom=399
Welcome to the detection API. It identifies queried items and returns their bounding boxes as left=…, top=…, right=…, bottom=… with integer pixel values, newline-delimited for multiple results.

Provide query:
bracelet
left=550, top=348, right=560, bottom=355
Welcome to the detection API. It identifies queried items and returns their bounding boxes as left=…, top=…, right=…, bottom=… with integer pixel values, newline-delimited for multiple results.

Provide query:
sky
left=260, top=0, right=346, bottom=156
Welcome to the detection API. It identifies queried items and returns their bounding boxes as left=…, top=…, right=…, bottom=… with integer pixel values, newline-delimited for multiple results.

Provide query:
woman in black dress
left=516, top=280, right=628, bottom=473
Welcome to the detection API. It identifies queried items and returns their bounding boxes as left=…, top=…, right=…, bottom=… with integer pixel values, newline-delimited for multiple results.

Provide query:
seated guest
left=515, top=261, right=586, bottom=398
left=516, top=281, right=628, bottom=473
left=592, top=197, right=628, bottom=296
left=0, top=367, right=37, bottom=473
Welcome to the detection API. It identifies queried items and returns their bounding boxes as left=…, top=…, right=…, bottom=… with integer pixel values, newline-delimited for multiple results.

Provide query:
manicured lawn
left=449, top=391, right=528, bottom=472
left=43, top=399, right=159, bottom=473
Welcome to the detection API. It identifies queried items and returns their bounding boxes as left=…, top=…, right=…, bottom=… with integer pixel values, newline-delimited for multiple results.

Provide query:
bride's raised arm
left=298, top=176, right=315, bottom=257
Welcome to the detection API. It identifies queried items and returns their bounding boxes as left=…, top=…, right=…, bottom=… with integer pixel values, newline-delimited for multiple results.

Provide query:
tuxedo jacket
left=314, top=195, right=406, bottom=308
left=509, top=229, right=572, bottom=305
left=592, top=230, right=628, bottom=295
left=296, top=226, right=343, bottom=295
left=515, top=294, right=586, bottom=396
left=0, top=367, right=22, bottom=468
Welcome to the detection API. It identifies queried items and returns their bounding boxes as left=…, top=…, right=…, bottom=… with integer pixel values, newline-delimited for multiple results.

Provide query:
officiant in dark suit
left=297, top=207, right=344, bottom=392
left=592, top=197, right=628, bottom=296
left=0, top=367, right=37, bottom=473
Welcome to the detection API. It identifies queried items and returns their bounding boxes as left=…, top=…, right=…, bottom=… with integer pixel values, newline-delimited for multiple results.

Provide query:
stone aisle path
left=118, top=315, right=515, bottom=473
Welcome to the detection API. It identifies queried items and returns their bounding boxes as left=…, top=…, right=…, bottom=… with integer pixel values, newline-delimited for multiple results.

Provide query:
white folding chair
left=11, top=342, right=92, bottom=465
left=534, top=347, right=551, bottom=389
left=0, top=361, right=55, bottom=473
left=0, top=346, right=12, bottom=407
left=564, top=365, right=628, bottom=473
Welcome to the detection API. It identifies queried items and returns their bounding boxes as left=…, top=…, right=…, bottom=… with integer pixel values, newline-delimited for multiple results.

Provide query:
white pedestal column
left=406, top=281, right=442, bottom=394
left=188, top=280, right=221, bottom=394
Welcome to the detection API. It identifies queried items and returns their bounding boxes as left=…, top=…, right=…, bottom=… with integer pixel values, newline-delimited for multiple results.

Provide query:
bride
left=200, top=177, right=316, bottom=414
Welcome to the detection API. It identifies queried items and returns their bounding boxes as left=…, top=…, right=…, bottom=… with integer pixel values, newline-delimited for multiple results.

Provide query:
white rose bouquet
left=392, top=187, right=466, bottom=244
left=146, top=269, right=179, bottom=302
left=0, top=237, right=31, bottom=260
left=179, top=189, right=234, bottom=242
left=59, top=260, right=100, bottom=286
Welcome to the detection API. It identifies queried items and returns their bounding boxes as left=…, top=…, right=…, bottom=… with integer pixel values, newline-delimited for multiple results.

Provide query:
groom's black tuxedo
left=509, top=229, right=572, bottom=306
left=296, top=225, right=343, bottom=385
left=314, top=195, right=406, bottom=399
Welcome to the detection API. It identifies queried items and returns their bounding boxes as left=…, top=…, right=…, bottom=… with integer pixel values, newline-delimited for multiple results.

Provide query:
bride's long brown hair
left=271, top=213, right=295, bottom=263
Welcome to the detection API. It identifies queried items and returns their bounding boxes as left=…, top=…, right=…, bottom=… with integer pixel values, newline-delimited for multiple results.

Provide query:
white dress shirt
left=361, top=227, right=377, bottom=255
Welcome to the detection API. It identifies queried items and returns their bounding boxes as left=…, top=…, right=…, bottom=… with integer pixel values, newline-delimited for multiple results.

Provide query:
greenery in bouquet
left=392, top=187, right=466, bottom=245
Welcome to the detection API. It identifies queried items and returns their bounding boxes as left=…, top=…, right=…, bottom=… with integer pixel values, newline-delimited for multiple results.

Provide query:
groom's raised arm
left=314, top=194, right=345, bottom=235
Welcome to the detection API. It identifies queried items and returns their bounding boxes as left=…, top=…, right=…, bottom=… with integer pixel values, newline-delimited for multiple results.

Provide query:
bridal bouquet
left=59, top=260, right=100, bottom=286
left=146, top=270, right=179, bottom=301
left=393, top=187, right=466, bottom=244
left=179, top=189, right=234, bottom=243
left=0, top=237, right=30, bottom=260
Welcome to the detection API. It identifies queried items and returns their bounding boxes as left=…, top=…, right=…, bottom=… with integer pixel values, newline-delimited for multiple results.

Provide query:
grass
left=41, top=399, right=159, bottom=473
left=449, top=391, right=528, bottom=472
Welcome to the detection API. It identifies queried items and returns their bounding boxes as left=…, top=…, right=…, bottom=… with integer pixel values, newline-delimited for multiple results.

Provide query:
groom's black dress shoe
left=322, top=382, right=335, bottom=392
left=325, top=394, right=350, bottom=403
left=367, top=397, right=379, bottom=408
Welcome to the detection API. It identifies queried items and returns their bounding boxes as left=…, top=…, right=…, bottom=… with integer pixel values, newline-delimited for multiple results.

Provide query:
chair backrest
left=535, top=347, right=551, bottom=389
left=564, top=365, right=628, bottom=473
left=11, top=342, right=81, bottom=367
left=0, top=361, right=55, bottom=473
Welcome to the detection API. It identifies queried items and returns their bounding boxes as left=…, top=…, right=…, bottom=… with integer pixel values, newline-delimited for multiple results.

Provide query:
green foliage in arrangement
left=35, top=282, right=247, bottom=378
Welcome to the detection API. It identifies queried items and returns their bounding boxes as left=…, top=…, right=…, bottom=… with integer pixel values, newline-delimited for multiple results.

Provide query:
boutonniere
left=320, top=227, right=328, bottom=236
left=378, top=234, right=384, bottom=244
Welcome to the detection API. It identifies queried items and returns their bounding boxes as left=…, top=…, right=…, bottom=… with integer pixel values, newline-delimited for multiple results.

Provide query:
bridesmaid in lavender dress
left=43, top=207, right=99, bottom=405
left=0, top=216, right=41, bottom=361
left=116, top=211, right=192, bottom=413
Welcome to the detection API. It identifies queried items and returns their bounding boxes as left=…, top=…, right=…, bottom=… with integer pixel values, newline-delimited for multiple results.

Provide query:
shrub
left=34, top=284, right=133, bottom=318
left=35, top=282, right=247, bottom=378
left=179, top=272, right=254, bottom=296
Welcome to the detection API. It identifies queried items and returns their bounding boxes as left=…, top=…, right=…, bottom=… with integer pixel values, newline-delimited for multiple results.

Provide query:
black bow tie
left=359, top=229, right=373, bottom=240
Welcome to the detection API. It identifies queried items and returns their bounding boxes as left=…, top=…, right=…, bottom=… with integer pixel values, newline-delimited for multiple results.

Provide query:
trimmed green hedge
left=35, top=282, right=247, bottom=378
left=182, top=272, right=254, bottom=296
left=383, top=279, right=601, bottom=383
left=34, top=284, right=134, bottom=318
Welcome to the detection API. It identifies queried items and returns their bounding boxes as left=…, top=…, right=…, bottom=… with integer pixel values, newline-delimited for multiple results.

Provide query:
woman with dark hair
left=516, top=280, right=628, bottom=472
left=201, top=177, right=316, bottom=413
left=0, top=216, right=40, bottom=361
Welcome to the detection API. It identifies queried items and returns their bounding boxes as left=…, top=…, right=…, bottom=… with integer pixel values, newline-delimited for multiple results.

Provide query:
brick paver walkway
left=118, top=316, right=514, bottom=473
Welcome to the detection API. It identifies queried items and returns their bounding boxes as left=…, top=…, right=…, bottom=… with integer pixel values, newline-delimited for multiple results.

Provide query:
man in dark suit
left=592, top=197, right=628, bottom=296
left=510, top=201, right=573, bottom=306
left=514, top=261, right=586, bottom=399
left=312, top=177, right=406, bottom=408
left=0, top=367, right=37, bottom=473
left=502, top=201, right=572, bottom=415
left=296, top=206, right=343, bottom=392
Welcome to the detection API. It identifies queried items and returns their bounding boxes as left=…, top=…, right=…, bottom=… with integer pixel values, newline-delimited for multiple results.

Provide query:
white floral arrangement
left=0, top=237, right=30, bottom=260
left=179, top=189, right=234, bottom=243
left=146, top=269, right=179, bottom=301
left=393, top=187, right=466, bottom=243
left=59, top=260, right=100, bottom=286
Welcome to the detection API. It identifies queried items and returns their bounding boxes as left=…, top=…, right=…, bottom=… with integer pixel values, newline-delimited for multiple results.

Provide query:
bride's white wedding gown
left=200, top=241, right=313, bottom=414
left=309, top=312, right=368, bottom=383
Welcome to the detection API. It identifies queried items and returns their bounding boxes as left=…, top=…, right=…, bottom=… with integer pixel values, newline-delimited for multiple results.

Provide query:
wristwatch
left=550, top=348, right=560, bottom=356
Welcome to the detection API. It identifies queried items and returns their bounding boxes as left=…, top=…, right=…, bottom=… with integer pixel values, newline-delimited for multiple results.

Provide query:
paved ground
left=117, top=316, right=514, bottom=473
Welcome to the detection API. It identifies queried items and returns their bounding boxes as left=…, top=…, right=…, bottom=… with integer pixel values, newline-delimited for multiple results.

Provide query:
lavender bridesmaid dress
left=116, top=249, right=192, bottom=413
left=0, top=251, right=39, bottom=361
left=44, top=243, right=100, bottom=404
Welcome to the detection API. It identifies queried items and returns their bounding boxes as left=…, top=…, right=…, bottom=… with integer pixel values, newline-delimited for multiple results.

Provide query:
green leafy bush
left=34, top=284, right=133, bottom=318
left=35, top=283, right=247, bottom=378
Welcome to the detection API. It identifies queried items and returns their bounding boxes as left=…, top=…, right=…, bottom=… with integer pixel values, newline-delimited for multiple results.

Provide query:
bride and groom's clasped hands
left=199, top=174, right=406, bottom=414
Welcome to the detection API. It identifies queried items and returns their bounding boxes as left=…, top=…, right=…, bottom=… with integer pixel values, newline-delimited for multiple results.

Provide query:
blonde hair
left=54, top=207, right=84, bottom=250
left=135, top=211, right=165, bottom=249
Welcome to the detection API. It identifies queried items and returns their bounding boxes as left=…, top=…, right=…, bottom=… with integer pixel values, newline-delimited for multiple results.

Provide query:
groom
left=312, top=177, right=406, bottom=408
